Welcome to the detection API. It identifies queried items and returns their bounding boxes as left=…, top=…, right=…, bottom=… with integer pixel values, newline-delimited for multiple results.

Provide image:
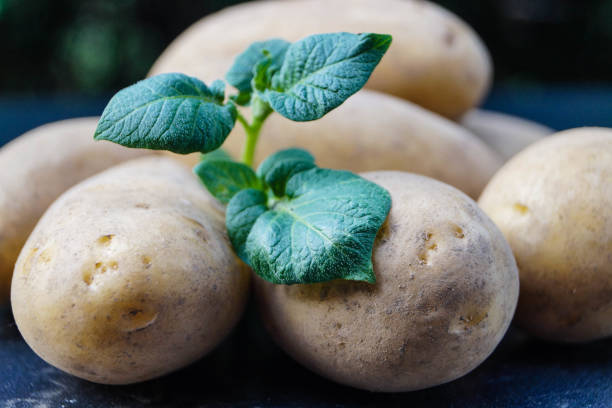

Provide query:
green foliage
left=94, top=73, right=237, bottom=154
left=226, top=38, right=290, bottom=94
left=194, top=155, right=262, bottom=204
left=95, top=32, right=393, bottom=285
left=256, top=33, right=392, bottom=121
left=224, top=149, right=391, bottom=285
left=256, top=148, right=316, bottom=196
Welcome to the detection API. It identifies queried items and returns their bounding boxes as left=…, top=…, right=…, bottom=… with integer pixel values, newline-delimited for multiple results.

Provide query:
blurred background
left=0, top=0, right=611, bottom=142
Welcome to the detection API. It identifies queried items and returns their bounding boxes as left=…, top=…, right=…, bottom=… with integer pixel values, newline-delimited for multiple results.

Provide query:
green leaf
left=194, top=159, right=262, bottom=204
left=200, top=148, right=234, bottom=163
left=94, top=73, right=237, bottom=154
left=252, top=57, right=276, bottom=93
left=227, top=167, right=391, bottom=284
left=257, top=32, right=392, bottom=121
left=226, top=38, right=290, bottom=94
left=226, top=189, right=268, bottom=263
left=209, top=79, right=227, bottom=103
left=256, top=148, right=316, bottom=196
left=229, top=92, right=252, bottom=107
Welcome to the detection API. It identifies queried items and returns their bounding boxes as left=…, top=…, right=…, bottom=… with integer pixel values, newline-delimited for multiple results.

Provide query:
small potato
left=0, top=118, right=150, bottom=302
left=256, top=171, right=518, bottom=392
left=150, top=0, right=492, bottom=118
left=479, top=128, right=612, bottom=342
left=461, top=110, right=553, bottom=160
left=167, top=90, right=502, bottom=199
left=11, top=157, right=250, bottom=384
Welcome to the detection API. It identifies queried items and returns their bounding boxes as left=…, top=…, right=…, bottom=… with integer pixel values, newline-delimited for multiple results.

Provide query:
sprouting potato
left=256, top=171, right=519, bottom=391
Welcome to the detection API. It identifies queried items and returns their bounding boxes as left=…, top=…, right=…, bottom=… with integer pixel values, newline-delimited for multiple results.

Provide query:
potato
left=461, top=109, right=553, bottom=160
left=11, top=157, right=250, bottom=384
left=478, top=128, right=612, bottom=342
left=0, top=118, right=151, bottom=302
left=167, top=90, right=502, bottom=199
left=256, top=171, right=519, bottom=392
left=150, top=0, right=492, bottom=119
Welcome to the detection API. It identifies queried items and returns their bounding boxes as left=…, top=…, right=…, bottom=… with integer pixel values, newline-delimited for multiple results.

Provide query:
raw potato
left=461, top=110, right=554, bottom=160
left=0, top=118, right=150, bottom=302
left=11, top=157, right=250, bottom=384
left=167, top=90, right=502, bottom=199
left=479, top=128, right=612, bottom=342
left=150, top=0, right=492, bottom=118
left=256, top=171, right=519, bottom=392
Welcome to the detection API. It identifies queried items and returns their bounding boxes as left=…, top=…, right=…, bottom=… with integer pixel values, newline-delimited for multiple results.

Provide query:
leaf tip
left=367, top=32, right=393, bottom=51
left=92, top=128, right=105, bottom=141
left=342, top=263, right=377, bottom=284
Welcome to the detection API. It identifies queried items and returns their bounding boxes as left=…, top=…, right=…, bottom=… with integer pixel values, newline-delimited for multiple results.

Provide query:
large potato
left=479, top=128, right=612, bottom=342
left=168, top=90, right=502, bottom=199
left=0, top=118, right=151, bottom=302
left=150, top=0, right=492, bottom=118
left=461, top=109, right=554, bottom=160
left=256, top=171, right=519, bottom=392
left=11, top=157, right=250, bottom=384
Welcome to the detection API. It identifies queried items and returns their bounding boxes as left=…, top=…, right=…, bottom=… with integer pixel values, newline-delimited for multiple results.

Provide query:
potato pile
left=5, top=0, right=610, bottom=393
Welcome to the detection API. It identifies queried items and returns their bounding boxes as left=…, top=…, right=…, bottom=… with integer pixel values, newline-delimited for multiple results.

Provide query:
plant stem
left=239, top=97, right=272, bottom=167
left=240, top=116, right=264, bottom=167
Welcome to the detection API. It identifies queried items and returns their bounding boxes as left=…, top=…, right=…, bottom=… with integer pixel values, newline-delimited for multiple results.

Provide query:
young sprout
left=94, top=32, right=392, bottom=285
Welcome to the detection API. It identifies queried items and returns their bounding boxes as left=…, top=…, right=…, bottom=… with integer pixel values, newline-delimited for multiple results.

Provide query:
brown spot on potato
left=418, top=232, right=438, bottom=265
left=452, top=224, right=465, bottom=239
left=117, top=305, right=158, bottom=332
left=97, top=234, right=115, bottom=245
left=513, top=203, right=529, bottom=215
left=141, top=256, right=152, bottom=269
left=38, top=248, right=53, bottom=264
left=20, top=247, right=39, bottom=279
left=82, top=270, right=94, bottom=286
left=84, top=260, right=118, bottom=285
left=444, top=28, right=456, bottom=46
left=183, top=216, right=210, bottom=242
left=460, top=311, right=488, bottom=327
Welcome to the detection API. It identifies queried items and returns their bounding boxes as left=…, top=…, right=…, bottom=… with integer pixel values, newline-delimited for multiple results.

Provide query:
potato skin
left=11, top=157, right=250, bottom=384
left=461, top=110, right=553, bottom=160
left=478, top=128, right=612, bottom=342
left=256, top=171, right=518, bottom=392
left=150, top=0, right=492, bottom=118
left=0, top=118, right=150, bottom=302
left=167, top=90, right=502, bottom=199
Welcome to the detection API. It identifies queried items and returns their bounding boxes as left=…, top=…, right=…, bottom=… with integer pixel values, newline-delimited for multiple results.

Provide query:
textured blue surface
left=1, top=86, right=612, bottom=407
